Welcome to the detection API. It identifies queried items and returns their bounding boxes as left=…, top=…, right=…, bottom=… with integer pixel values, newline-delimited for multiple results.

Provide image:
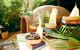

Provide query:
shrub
left=0, top=0, right=23, bottom=32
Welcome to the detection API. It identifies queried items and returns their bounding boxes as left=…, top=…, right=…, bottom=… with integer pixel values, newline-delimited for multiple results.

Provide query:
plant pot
left=1, top=32, right=9, bottom=39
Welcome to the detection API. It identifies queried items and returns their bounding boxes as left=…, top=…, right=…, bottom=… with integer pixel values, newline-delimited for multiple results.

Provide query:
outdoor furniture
left=33, top=5, right=70, bottom=22
left=20, top=15, right=32, bottom=33
left=20, top=5, right=70, bottom=33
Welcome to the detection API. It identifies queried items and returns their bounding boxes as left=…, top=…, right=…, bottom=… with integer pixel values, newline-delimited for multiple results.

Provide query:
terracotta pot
left=1, top=32, right=9, bottom=39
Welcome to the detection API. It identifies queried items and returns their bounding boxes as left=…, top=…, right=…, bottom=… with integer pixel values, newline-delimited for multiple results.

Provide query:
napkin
left=69, top=5, right=79, bottom=17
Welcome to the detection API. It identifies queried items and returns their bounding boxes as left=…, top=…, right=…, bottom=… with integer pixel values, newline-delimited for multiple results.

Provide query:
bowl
left=25, top=33, right=42, bottom=44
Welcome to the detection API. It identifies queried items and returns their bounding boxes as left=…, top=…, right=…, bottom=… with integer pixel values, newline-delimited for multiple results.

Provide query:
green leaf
left=48, top=33, right=68, bottom=40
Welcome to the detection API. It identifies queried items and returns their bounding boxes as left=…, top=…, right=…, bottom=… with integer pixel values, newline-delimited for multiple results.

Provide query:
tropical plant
left=56, top=25, right=80, bottom=40
left=31, top=0, right=42, bottom=10
left=43, top=25, right=80, bottom=49
left=32, top=0, right=57, bottom=10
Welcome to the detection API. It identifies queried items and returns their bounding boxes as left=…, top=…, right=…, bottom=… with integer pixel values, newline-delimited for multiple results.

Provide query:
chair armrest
left=20, top=16, right=32, bottom=33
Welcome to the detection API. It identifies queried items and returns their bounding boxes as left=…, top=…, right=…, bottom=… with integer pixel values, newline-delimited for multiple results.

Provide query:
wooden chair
left=20, top=16, right=32, bottom=33
left=20, top=5, right=70, bottom=33
left=33, top=5, right=70, bottom=22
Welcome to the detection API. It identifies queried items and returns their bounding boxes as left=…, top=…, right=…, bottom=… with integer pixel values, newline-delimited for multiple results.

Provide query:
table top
left=1, top=33, right=80, bottom=50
